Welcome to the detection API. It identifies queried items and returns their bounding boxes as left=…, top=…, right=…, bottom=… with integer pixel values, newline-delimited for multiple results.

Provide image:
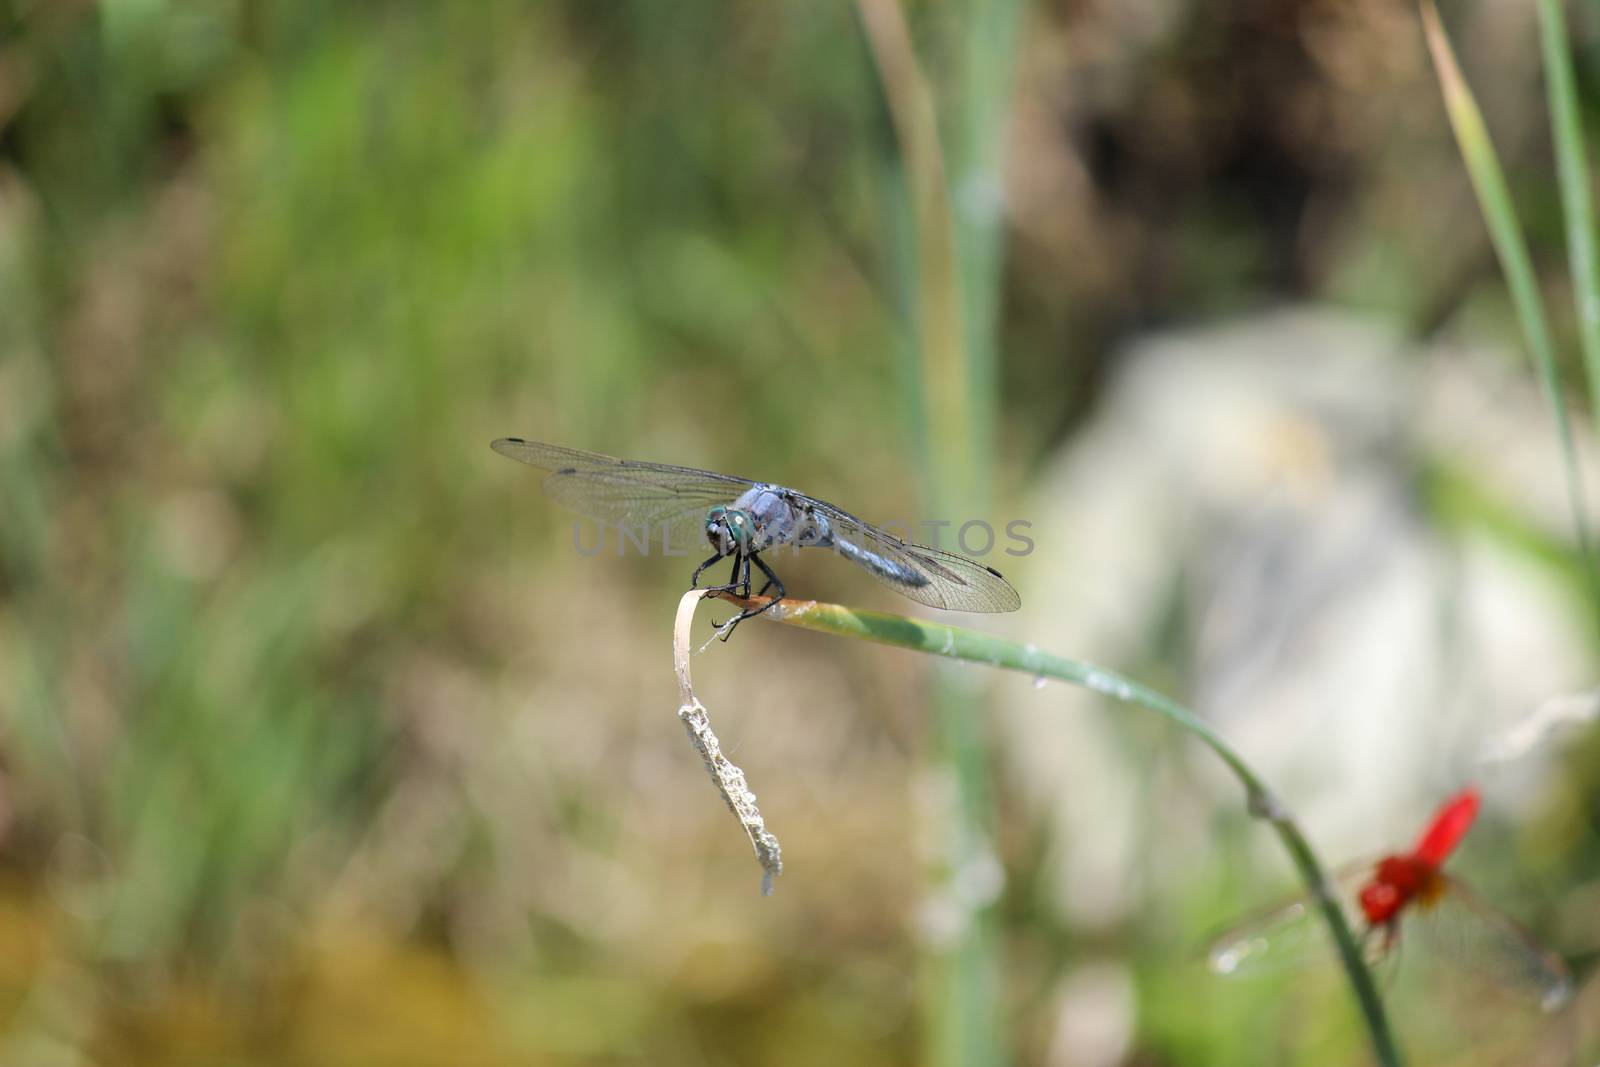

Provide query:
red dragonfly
left=1207, top=787, right=1571, bottom=1011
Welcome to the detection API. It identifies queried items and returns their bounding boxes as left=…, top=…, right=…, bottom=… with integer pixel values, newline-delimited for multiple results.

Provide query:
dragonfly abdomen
left=798, top=510, right=929, bottom=586
left=827, top=535, right=930, bottom=587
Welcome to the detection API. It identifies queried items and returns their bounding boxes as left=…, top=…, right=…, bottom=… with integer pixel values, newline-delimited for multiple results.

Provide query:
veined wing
left=491, top=439, right=753, bottom=536
left=1207, top=863, right=1386, bottom=977
left=803, top=500, right=1020, bottom=612
left=1412, top=875, right=1572, bottom=1012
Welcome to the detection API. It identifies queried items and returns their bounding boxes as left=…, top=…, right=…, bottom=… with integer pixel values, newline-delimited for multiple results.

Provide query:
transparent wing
left=1207, top=863, right=1387, bottom=978
left=1412, top=876, right=1573, bottom=1012
left=491, top=438, right=754, bottom=537
left=807, top=501, right=1021, bottom=612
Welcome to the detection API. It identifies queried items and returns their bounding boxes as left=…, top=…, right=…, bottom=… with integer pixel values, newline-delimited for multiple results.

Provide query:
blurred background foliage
left=2, top=0, right=1600, bottom=1064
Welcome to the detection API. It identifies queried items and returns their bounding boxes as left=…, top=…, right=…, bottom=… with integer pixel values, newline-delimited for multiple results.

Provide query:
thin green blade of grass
left=951, top=0, right=1025, bottom=466
left=857, top=2, right=1008, bottom=1061
left=1420, top=0, right=1598, bottom=611
left=1537, top=0, right=1600, bottom=439
left=715, top=593, right=1406, bottom=1067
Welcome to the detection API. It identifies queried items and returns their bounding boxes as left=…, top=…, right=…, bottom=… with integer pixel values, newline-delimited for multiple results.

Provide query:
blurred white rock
left=1001, top=306, right=1598, bottom=927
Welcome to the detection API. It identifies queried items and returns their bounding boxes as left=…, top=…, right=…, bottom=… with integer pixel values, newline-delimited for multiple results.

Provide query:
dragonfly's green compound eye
left=705, top=505, right=754, bottom=552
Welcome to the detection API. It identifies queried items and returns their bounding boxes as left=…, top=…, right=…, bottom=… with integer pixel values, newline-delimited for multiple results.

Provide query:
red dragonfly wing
left=1409, top=874, right=1573, bottom=1012
left=1206, top=863, right=1388, bottom=977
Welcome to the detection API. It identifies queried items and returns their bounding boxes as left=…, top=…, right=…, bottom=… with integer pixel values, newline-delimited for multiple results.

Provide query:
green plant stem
left=1537, top=0, right=1600, bottom=455
left=857, top=2, right=1013, bottom=1061
left=951, top=0, right=1024, bottom=462
left=717, top=594, right=1406, bottom=1067
left=1420, top=0, right=1600, bottom=621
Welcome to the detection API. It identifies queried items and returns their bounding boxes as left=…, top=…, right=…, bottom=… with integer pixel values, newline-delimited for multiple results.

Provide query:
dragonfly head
left=705, top=505, right=755, bottom=555
left=1359, top=880, right=1404, bottom=925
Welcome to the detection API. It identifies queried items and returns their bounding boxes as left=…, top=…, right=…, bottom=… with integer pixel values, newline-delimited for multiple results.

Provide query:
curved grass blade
left=1419, top=0, right=1599, bottom=616
left=1537, top=0, right=1600, bottom=437
left=713, top=593, right=1406, bottom=1067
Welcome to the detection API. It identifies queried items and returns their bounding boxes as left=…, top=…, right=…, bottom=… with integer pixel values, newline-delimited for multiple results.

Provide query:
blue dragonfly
left=492, top=438, right=1021, bottom=633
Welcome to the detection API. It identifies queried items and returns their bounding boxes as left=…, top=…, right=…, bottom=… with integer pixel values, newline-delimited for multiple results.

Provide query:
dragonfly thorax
left=1359, top=854, right=1443, bottom=925
left=705, top=487, right=815, bottom=558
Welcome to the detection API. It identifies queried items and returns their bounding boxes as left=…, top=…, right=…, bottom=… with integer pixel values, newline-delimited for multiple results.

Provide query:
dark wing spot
left=557, top=466, right=577, bottom=475
left=505, top=437, right=526, bottom=443
left=985, top=565, right=1005, bottom=579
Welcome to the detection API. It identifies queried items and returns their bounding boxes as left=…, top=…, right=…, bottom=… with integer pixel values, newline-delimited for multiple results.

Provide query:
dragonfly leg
left=690, top=551, right=724, bottom=589
left=752, top=553, right=784, bottom=600
left=714, top=554, right=786, bottom=641
left=706, top=552, right=745, bottom=628
left=693, top=551, right=749, bottom=597
left=1382, top=925, right=1403, bottom=993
